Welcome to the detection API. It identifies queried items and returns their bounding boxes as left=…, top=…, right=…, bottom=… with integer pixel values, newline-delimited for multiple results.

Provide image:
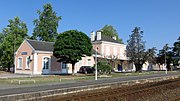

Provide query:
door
left=42, top=57, right=50, bottom=74
left=61, top=62, right=68, bottom=74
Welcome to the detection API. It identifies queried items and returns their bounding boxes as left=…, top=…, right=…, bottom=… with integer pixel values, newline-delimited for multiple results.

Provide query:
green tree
left=101, top=25, right=123, bottom=43
left=0, top=33, right=5, bottom=69
left=157, top=44, right=174, bottom=71
left=32, top=3, right=61, bottom=42
left=146, top=47, right=157, bottom=64
left=53, top=30, right=92, bottom=75
left=126, top=27, right=156, bottom=72
left=157, top=38, right=180, bottom=70
left=0, top=17, right=28, bottom=71
left=94, top=59, right=111, bottom=75
left=173, top=37, right=180, bottom=57
left=0, top=33, right=4, bottom=43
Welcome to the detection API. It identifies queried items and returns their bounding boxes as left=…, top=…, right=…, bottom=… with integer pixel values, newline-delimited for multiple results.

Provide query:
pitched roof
left=101, top=35, right=121, bottom=43
left=93, top=35, right=121, bottom=44
left=26, top=40, right=100, bottom=55
left=27, top=40, right=54, bottom=51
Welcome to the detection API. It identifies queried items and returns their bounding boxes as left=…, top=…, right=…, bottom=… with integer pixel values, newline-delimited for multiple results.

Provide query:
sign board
left=21, top=52, right=27, bottom=55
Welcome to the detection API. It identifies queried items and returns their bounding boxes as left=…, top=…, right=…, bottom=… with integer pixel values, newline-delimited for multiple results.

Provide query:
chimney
left=90, top=31, right=95, bottom=41
left=96, top=31, right=101, bottom=40
left=112, top=36, right=116, bottom=40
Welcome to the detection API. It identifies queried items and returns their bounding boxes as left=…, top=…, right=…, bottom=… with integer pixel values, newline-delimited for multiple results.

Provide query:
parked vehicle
left=78, top=66, right=95, bottom=74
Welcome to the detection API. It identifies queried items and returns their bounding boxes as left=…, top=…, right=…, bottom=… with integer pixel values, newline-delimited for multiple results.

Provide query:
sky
left=0, top=0, right=179, bottom=51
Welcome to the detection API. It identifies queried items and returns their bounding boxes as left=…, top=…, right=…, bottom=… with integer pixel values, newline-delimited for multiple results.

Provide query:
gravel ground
left=49, top=78, right=180, bottom=101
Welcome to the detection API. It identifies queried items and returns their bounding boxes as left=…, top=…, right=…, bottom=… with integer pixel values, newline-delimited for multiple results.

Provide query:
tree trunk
left=7, top=63, right=11, bottom=72
left=166, top=60, right=171, bottom=71
left=135, top=63, right=142, bottom=72
left=158, top=64, right=161, bottom=70
left=72, top=63, right=75, bottom=75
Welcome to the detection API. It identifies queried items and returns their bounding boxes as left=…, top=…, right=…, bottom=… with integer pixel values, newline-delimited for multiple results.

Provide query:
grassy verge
left=111, top=71, right=168, bottom=78
left=0, top=75, right=95, bottom=85
left=0, top=71, right=178, bottom=85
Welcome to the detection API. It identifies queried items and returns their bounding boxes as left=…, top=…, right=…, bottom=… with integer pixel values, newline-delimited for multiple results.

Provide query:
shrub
left=93, top=60, right=111, bottom=75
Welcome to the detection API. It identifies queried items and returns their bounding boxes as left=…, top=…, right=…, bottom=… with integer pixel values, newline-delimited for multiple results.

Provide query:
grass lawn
left=0, top=71, right=177, bottom=85
left=0, top=75, right=95, bottom=85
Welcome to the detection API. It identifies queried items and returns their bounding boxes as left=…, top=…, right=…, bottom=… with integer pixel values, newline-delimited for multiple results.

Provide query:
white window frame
left=26, top=56, right=30, bottom=69
left=17, top=57, right=23, bottom=69
left=42, top=56, right=51, bottom=70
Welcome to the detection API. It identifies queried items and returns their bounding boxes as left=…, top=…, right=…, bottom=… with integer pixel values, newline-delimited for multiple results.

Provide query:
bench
left=11, top=80, right=36, bottom=85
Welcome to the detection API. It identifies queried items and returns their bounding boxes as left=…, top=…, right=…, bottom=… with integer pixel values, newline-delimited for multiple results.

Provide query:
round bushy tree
left=53, top=30, right=92, bottom=75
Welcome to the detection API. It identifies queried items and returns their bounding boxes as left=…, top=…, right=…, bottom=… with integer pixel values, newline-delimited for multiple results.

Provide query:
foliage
left=126, top=27, right=146, bottom=72
left=53, top=30, right=92, bottom=75
left=172, top=37, right=180, bottom=66
left=101, top=25, right=123, bottom=43
left=94, top=60, right=111, bottom=75
left=0, top=17, right=28, bottom=71
left=126, top=27, right=156, bottom=72
left=146, top=47, right=157, bottom=64
left=157, top=44, right=175, bottom=70
left=173, top=36, right=180, bottom=57
left=157, top=37, right=180, bottom=70
left=32, top=3, right=61, bottom=42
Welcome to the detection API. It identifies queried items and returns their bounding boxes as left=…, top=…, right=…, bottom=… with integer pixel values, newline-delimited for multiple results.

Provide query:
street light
left=95, top=47, right=98, bottom=80
left=165, top=51, right=167, bottom=74
left=163, top=44, right=168, bottom=74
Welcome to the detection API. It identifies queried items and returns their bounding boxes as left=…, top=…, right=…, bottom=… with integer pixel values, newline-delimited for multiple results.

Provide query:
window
left=43, top=57, right=50, bottom=69
left=114, top=47, right=117, bottom=56
left=18, top=57, right=23, bottom=69
left=26, top=56, right=30, bottom=69
left=62, top=62, right=67, bottom=69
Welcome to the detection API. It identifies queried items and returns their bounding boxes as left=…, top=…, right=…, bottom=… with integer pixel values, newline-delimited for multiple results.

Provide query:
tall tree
left=101, top=25, right=123, bottom=43
left=0, top=17, right=28, bottom=71
left=53, top=30, right=92, bottom=75
left=126, top=27, right=156, bottom=72
left=126, top=27, right=145, bottom=72
left=32, top=3, right=61, bottom=42
left=173, top=36, right=180, bottom=57
left=146, top=47, right=157, bottom=64
left=0, top=33, right=5, bottom=69
left=172, top=37, right=180, bottom=66
left=157, top=44, right=174, bottom=71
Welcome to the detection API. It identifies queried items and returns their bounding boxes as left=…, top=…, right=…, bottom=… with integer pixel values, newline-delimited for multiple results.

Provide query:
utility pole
left=165, top=51, right=167, bottom=74
left=13, top=33, right=16, bottom=73
left=163, top=44, right=168, bottom=74
left=95, top=47, right=98, bottom=80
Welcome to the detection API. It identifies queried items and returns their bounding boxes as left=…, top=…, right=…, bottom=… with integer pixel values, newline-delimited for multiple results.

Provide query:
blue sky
left=0, top=0, right=179, bottom=50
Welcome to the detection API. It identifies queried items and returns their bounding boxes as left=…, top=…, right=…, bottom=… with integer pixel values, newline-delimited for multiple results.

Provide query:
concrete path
left=0, top=72, right=179, bottom=96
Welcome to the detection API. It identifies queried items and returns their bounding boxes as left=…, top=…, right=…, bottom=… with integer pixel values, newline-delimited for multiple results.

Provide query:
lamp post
left=13, top=33, right=16, bottom=73
left=163, top=44, right=168, bottom=74
left=165, top=51, right=167, bottom=74
left=95, top=47, right=98, bottom=80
